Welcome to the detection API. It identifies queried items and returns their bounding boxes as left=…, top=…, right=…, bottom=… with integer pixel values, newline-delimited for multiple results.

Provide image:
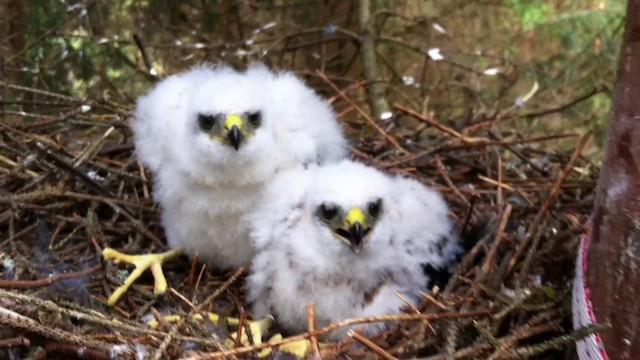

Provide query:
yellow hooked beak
left=343, top=208, right=367, bottom=254
left=224, top=114, right=244, bottom=150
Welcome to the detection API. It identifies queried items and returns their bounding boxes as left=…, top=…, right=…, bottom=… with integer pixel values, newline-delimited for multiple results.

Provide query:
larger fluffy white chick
left=132, top=64, right=348, bottom=269
left=247, top=160, right=464, bottom=339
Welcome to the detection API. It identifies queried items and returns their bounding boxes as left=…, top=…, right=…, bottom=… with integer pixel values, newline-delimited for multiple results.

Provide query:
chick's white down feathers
left=247, top=160, right=463, bottom=339
left=132, top=64, right=347, bottom=268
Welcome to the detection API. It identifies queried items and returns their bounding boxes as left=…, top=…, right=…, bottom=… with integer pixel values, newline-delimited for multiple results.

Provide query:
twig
left=152, top=318, right=180, bottom=360
left=348, top=330, right=397, bottom=360
left=480, top=204, right=512, bottom=274
left=509, top=131, right=591, bottom=271
left=0, top=336, right=30, bottom=349
left=0, top=264, right=100, bottom=289
left=306, top=303, right=321, bottom=358
left=132, top=34, right=157, bottom=78
left=511, top=323, right=610, bottom=358
left=316, top=70, right=407, bottom=154
left=0, top=305, right=128, bottom=357
left=394, top=104, right=488, bottom=144
left=181, top=309, right=490, bottom=359
left=477, top=175, right=533, bottom=206
left=45, top=342, right=111, bottom=360
left=0, top=289, right=224, bottom=348
left=435, top=156, right=469, bottom=205
left=236, top=309, right=247, bottom=347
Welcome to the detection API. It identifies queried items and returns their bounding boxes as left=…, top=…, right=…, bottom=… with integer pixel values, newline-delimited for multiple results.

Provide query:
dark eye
left=247, top=111, right=262, bottom=127
left=198, top=114, right=216, bottom=131
left=368, top=199, right=382, bottom=218
left=319, top=204, right=338, bottom=221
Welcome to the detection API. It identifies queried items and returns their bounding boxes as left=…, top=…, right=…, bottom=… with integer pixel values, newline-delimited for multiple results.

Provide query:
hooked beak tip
left=227, top=126, right=242, bottom=150
left=348, top=222, right=364, bottom=253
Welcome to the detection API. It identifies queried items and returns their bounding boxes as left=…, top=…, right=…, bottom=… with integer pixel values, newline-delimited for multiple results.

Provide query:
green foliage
left=510, top=0, right=553, bottom=31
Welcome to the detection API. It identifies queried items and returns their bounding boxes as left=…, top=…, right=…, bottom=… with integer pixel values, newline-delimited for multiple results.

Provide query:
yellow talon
left=148, top=312, right=275, bottom=350
left=265, top=334, right=313, bottom=358
left=102, top=247, right=183, bottom=306
left=224, top=315, right=275, bottom=348
left=147, top=312, right=322, bottom=358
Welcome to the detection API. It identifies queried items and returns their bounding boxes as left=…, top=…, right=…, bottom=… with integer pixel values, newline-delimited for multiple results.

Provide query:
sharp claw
left=102, top=247, right=183, bottom=306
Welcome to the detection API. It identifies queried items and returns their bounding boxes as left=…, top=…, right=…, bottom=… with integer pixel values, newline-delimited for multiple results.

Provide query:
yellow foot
left=102, top=247, right=183, bottom=306
left=148, top=313, right=278, bottom=355
left=264, top=334, right=313, bottom=358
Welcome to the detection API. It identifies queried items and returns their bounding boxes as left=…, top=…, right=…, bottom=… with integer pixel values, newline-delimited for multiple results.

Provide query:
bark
left=358, top=0, right=391, bottom=120
left=587, top=0, right=640, bottom=358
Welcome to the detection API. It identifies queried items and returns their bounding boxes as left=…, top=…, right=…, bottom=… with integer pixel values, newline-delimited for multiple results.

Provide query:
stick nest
left=0, top=79, right=598, bottom=359
left=0, top=4, right=607, bottom=357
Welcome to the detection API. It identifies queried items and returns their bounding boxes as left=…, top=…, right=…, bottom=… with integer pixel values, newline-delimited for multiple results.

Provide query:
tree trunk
left=587, top=0, right=640, bottom=358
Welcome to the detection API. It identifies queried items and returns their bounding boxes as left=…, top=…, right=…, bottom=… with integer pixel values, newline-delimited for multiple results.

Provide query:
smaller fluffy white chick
left=247, top=160, right=464, bottom=339
left=132, top=64, right=347, bottom=268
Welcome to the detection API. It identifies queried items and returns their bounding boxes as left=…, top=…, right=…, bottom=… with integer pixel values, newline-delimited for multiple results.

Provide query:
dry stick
left=132, top=33, right=156, bottom=77
left=71, top=126, right=115, bottom=168
left=193, top=263, right=207, bottom=304
left=348, top=330, right=398, bottom=360
left=152, top=318, right=181, bottom=360
left=419, top=291, right=448, bottom=311
left=306, top=303, right=321, bottom=358
left=45, top=342, right=111, bottom=360
left=423, top=322, right=559, bottom=360
left=181, top=309, right=490, bottom=359
left=460, top=194, right=477, bottom=235
left=235, top=309, right=247, bottom=348
left=508, top=131, right=591, bottom=272
left=316, top=70, right=407, bottom=154
left=0, top=81, right=77, bottom=101
left=0, top=289, right=223, bottom=348
left=0, top=305, right=125, bottom=357
left=520, top=86, right=608, bottom=120
left=0, top=153, right=40, bottom=178
left=188, top=253, right=199, bottom=301
left=511, top=323, right=610, bottom=358
left=481, top=204, right=512, bottom=275
left=379, top=133, right=579, bottom=169
left=379, top=147, right=440, bottom=169
left=0, top=264, right=100, bottom=289
left=487, top=130, right=548, bottom=176
left=496, top=151, right=503, bottom=207
left=393, top=104, right=488, bottom=144
left=32, top=142, right=164, bottom=246
left=477, top=175, right=533, bottom=206
left=196, top=266, right=245, bottom=312
left=486, top=317, right=563, bottom=360
left=153, top=266, right=245, bottom=357
left=435, top=156, right=469, bottom=206
left=0, top=336, right=30, bottom=349
left=138, top=161, right=151, bottom=199
left=519, top=217, right=550, bottom=276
